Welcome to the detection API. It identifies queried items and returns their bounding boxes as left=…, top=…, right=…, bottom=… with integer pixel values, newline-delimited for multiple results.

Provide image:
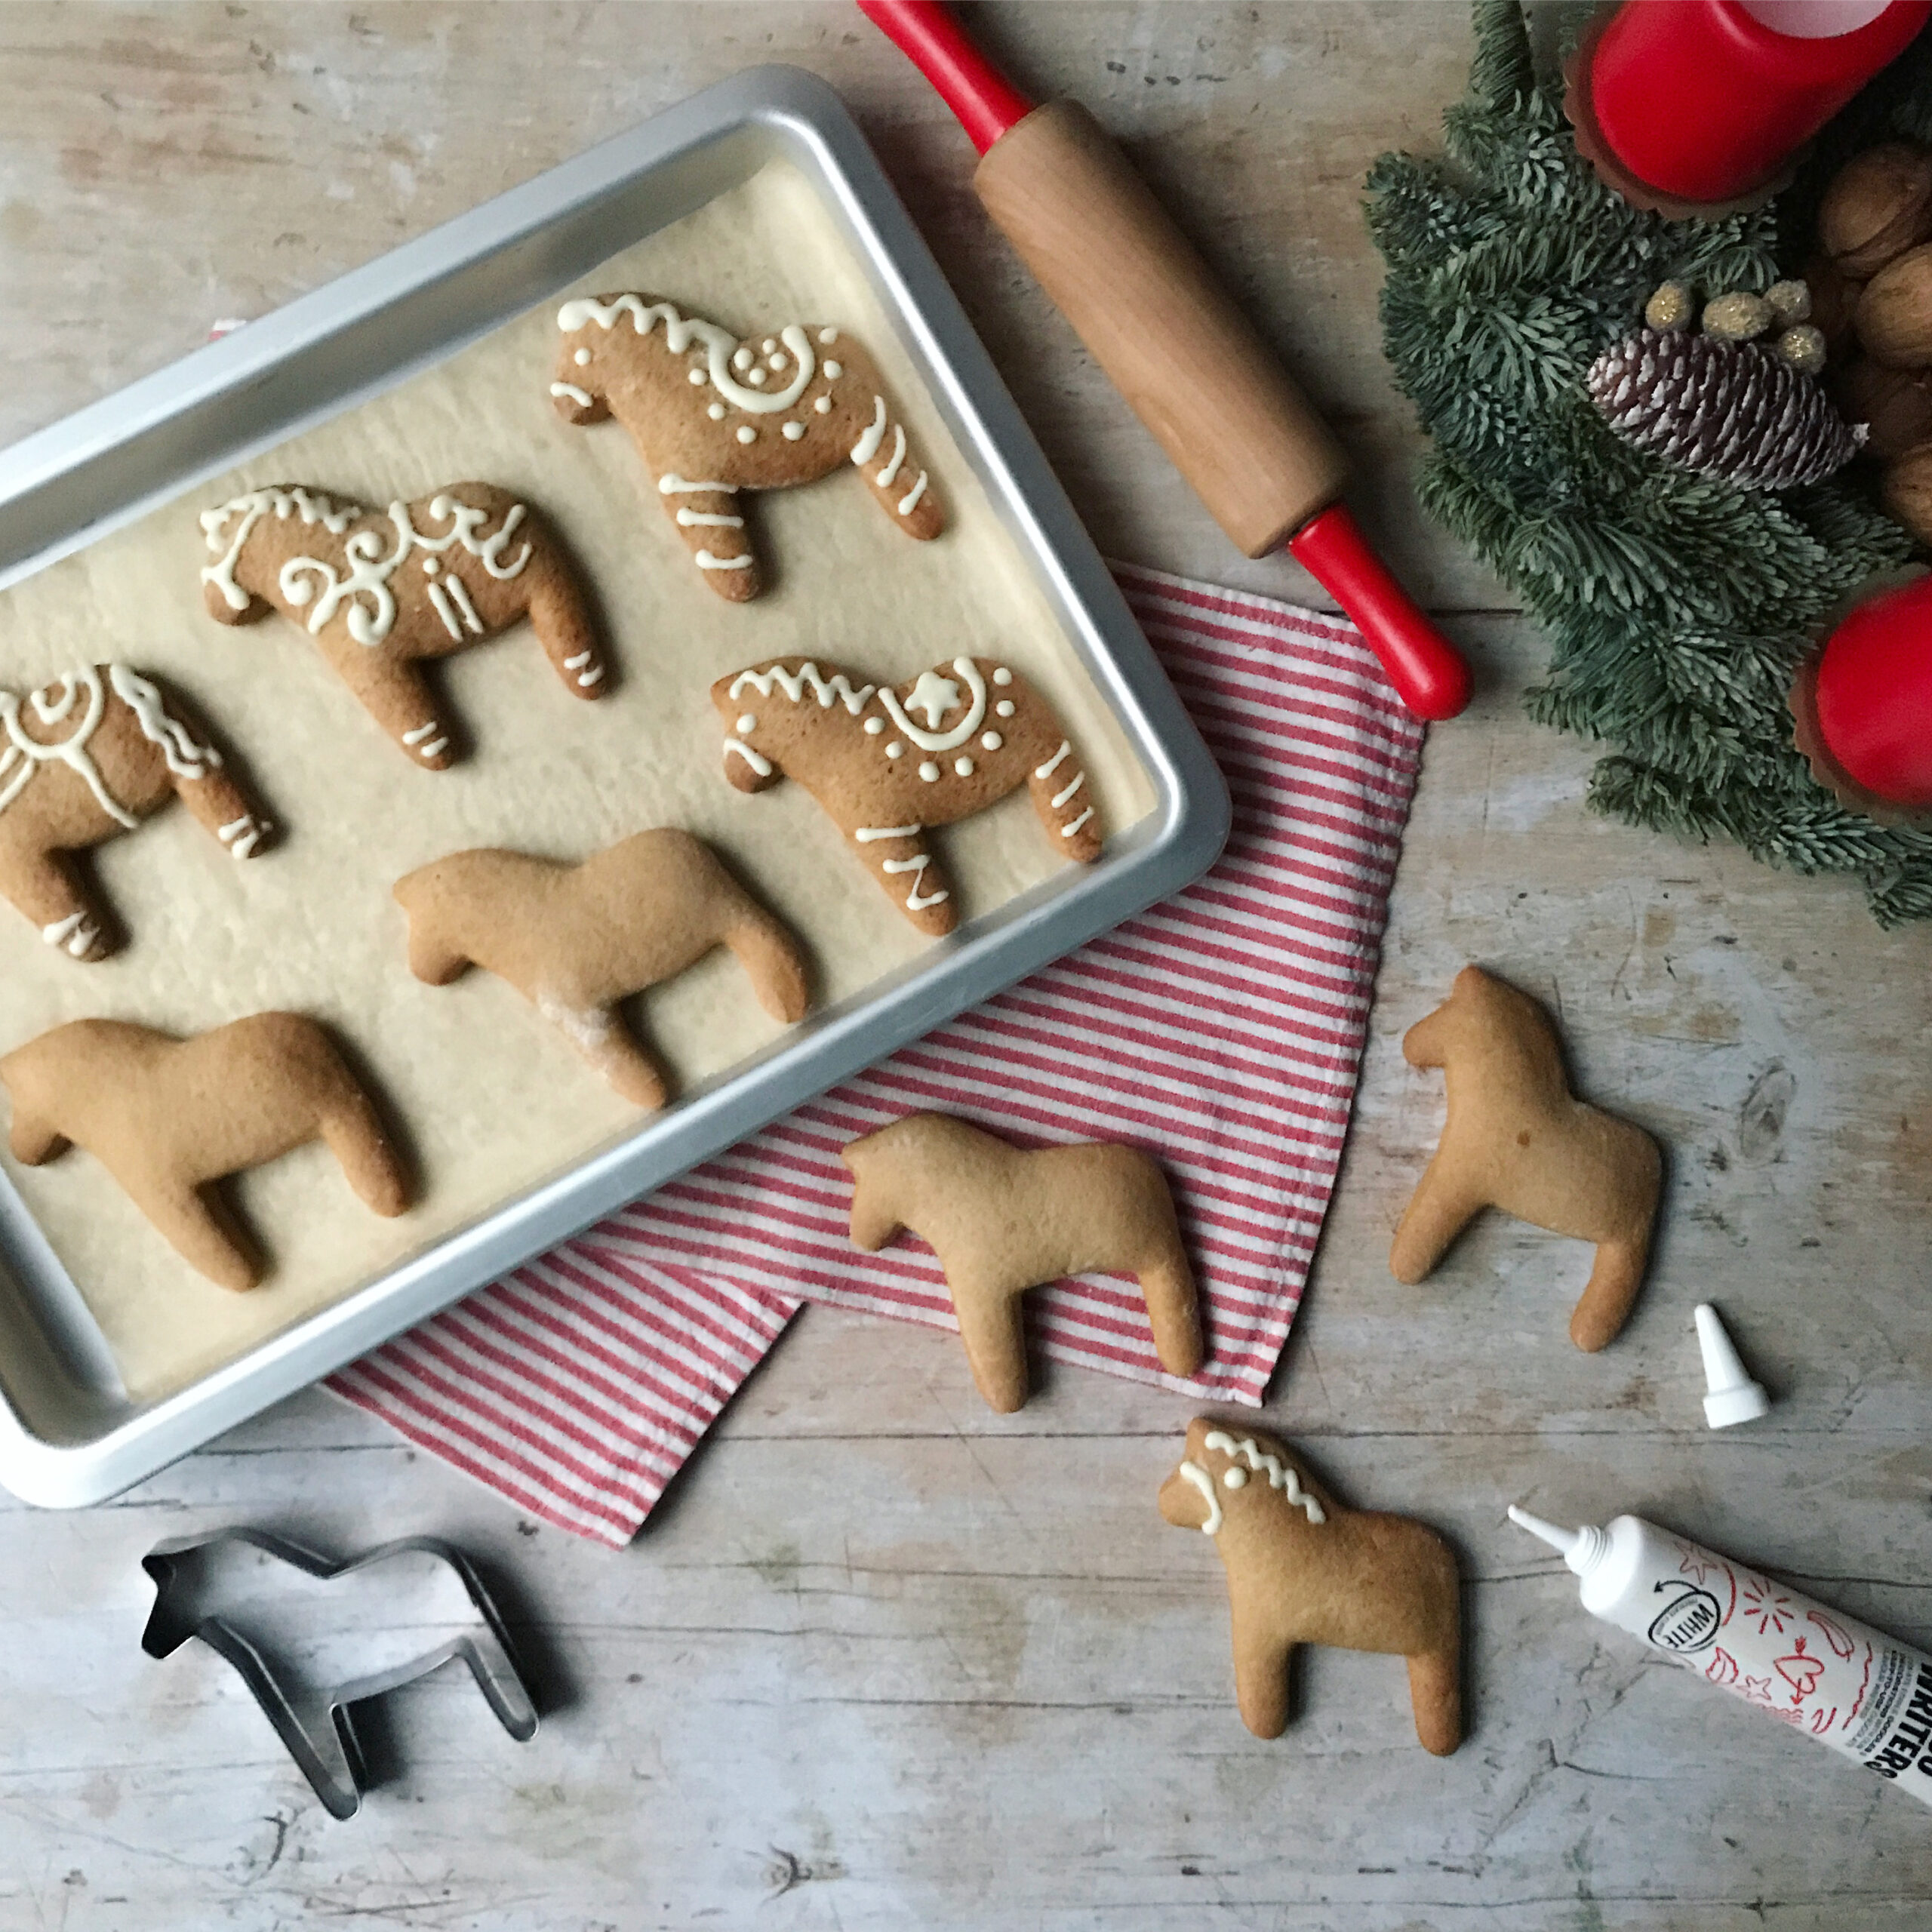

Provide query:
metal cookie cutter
left=141, top=1528, right=537, bottom=1819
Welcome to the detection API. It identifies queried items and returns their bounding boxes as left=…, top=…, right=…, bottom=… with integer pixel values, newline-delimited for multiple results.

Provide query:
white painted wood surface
left=2, top=6, right=1930, bottom=1927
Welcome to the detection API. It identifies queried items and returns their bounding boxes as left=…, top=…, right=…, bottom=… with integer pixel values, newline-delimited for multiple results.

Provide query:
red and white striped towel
left=330, top=563, right=1425, bottom=1542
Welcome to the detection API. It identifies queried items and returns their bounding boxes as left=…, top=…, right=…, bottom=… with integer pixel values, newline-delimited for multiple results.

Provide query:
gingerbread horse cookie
left=1391, top=965, right=1663, bottom=1352
left=199, top=483, right=605, bottom=768
left=393, top=829, right=811, bottom=1109
left=0, top=664, right=272, bottom=962
left=841, top=1113, right=1201, bottom=1411
left=1, top=1012, right=410, bottom=1291
left=1158, top=1419, right=1463, bottom=1755
left=713, top=656, right=1100, bottom=935
left=550, top=295, right=943, bottom=600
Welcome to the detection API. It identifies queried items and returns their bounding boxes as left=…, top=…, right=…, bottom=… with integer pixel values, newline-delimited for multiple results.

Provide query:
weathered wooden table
left=2, top=7, right=1928, bottom=1927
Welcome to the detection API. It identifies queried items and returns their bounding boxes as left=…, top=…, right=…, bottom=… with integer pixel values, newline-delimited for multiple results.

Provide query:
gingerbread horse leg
left=0, top=841, right=111, bottom=961
left=540, top=999, right=669, bottom=1111
left=1389, top=1152, right=1485, bottom=1284
left=1026, top=737, right=1103, bottom=861
left=844, top=827, right=957, bottom=937
left=1571, top=1229, right=1654, bottom=1353
left=328, top=649, right=456, bottom=771
left=122, top=1170, right=259, bottom=1291
left=949, top=1280, right=1031, bottom=1414
left=171, top=768, right=273, bottom=863
left=711, top=879, right=809, bottom=1024
left=1406, top=1644, right=1463, bottom=1757
left=851, top=402, right=944, bottom=541
left=1229, top=1618, right=1295, bottom=1740
left=655, top=483, right=758, bottom=601
left=519, top=550, right=609, bottom=702
left=1136, top=1244, right=1204, bottom=1380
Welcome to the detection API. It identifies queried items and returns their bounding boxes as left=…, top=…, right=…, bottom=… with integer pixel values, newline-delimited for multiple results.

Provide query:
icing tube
left=1511, top=1506, right=1932, bottom=1806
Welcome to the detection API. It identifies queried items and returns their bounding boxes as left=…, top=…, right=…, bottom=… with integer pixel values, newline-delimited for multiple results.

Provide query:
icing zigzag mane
left=1204, top=1430, right=1327, bottom=1523
left=729, top=663, right=876, bottom=716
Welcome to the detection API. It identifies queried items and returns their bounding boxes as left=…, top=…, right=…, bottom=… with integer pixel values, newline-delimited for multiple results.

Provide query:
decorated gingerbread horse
left=712, top=656, right=1100, bottom=935
left=841, top=1112, right=1202, bottom=1412
left=1, top=1011, right=410, bottom=1291
left=1159, top=1419, right=1463, bottom=1755
left=0, top=663, right=271, bottom=962
left=393, top=828, right=811, bottom=1109
left=199, top=483, right=605, bottom=768
left=550, top=294, right=944, bottom=600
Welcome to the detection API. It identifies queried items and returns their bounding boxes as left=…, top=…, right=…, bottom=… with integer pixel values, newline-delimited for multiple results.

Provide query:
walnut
left=1820, top=142, right=1932, bottom=278
left=1856, top=241, right=1932, bottom=370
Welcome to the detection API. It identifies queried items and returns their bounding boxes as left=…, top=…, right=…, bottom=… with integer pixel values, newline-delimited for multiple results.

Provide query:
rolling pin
left=857, top=0, right=1474, bottom=721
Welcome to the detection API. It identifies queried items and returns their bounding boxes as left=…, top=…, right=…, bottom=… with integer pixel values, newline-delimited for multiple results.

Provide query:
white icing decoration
left=709, top=403, right=727, bottom=420
left=577, top=665, right=605, bottom=688
left=427, top=580, right=463, bottom=639
left=573, top=347, right=591, bottom=366
left=42, top=912, right=88, bottom=953
left=444, top=575, right=484, bottom=634
left=423, top=557, right=439, bottom=574
left=824, top=359, right=843, bottom=380
left=906, top=671, right=959, bottom=726
left=551, top=381, right=594, bottom=407
left=981, top=732, right=1002, bottom=751
left=783, top=422, right=805, bottom=441
left=736, top=715, right=757, bottom=734
left=689, top=368, right=708, bottom=386
left=0, top=669, right=137, bottom=829
left=995, top=700, right=1015, bottom=718
left=864, top=717, right=885, bottom=735
left=955, top=757, right=974, bottom=777
left=724, top=738, right=772, bottom=777
left=737, top=426, right=757, bottom=444
left=854, top=824, right=919, bottom=841
left=1223, top=1467, right=1247, bottom=1490
left=1060, top=806, right=1095, bottom=838
left=414, top=737, right=448, bottom=761
left=1177, top=1460, right=1223, bottom=1536
left=660, top=475, right=738, bottom=495
left=878, top=657, right=986, bottom=752
left=1051, top=770, right=1085, bottom=809
left=697, top=550, right=752, bottom=571
left=730, top=663, right=875, bottom=715
left=565, top=651, right=594, bottom=669
left=819, top=328, right=838, bottom=345
left=106, top=664, right=222, bottom=780
left=897, top=472, right=929, bottom=517
left=31, top=683, right=76, bottom=725
left=851, top=397, right=889, bottom=466
left=770, top=354, right=787, bottom=372
left=918, top=761, right=940, bottom=782
left=886, top=742, right=903, bottom=758
left=761, top=339, right=776, bottom=355
left=677, top=509, right=745, bottom=528
left=747, top=368, right=767, bottom=387
left=1035, top=740, right=1072, bottom=780
left=992, top=667, right=1013, bottom=685
left=219, top=814, right=266, bottom=860
left=1201, top=1430, right=1324, bottom=1524
left=875, top=424, right=907, bottom=489
left=814, top=396, right=832, bottom=414
left=555, top=297, right=817, bottom=414
left=199, top=486, right=360, bottom=614
left=882, top=852, right=948, bottom=910
left=402, top=721, right=440, bottom=746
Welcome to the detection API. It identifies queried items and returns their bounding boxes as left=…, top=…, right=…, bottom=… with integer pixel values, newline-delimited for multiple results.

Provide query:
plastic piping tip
left=1507, top=1504, right=1581, bottom=1558
left=1695, top=1303, right=1770, bottom=1429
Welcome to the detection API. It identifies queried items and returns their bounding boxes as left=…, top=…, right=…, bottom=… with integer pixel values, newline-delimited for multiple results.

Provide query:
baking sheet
left=0, top=158, right=1155, bottom=1404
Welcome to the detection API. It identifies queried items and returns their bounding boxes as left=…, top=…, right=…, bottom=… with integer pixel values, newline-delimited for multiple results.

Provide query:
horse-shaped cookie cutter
left=141, top=1528, right=537, bottom=1820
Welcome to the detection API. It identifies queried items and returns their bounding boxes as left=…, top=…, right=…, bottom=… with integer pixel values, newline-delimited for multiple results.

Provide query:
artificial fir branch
left=1370, top=0, right=1932, bottom=921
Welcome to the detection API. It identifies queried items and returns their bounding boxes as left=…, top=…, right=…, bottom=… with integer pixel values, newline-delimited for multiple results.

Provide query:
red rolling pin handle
left=1288, top=506, right=1473, bottom=721
left=856, top=0, right=1032, bottom=153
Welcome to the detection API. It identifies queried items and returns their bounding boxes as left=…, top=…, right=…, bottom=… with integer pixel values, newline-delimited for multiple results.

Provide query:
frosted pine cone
left=1586, top=328, right=1866, bottom=490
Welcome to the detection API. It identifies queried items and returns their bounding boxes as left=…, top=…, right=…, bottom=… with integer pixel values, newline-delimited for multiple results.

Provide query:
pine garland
left=1367, top=0, right=1932, bottom=924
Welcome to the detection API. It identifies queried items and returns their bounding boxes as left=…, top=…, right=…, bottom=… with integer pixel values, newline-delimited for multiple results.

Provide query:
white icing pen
left=1510, top=1505, right=1932, bottom=1806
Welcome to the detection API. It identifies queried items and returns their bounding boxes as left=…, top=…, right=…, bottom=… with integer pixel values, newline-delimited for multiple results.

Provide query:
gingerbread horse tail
left=844, top=380, right=944, bottom=542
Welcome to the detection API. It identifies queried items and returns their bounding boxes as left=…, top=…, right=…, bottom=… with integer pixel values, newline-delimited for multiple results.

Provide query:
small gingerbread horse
left=841, top=1113, right=1201, bottom=1412
left=199, top=483, right=605, bottom=768
left=1391, top=965, right=1662, bottom=1351
left=2, top=1011, right=409, bottom=1290
left=393, top=829, right=811, bottom=1109
left=713, top=656, right=1100, bottom=935
left=1159, top=1419, right=1463, bottom=1755
left=551, top=294, right=943, bottom=600
left=0, top=663, right=272, bottom=962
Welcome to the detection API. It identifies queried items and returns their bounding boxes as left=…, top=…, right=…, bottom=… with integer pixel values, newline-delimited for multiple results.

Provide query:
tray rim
left=0, top=63, right=1230, bottom=1508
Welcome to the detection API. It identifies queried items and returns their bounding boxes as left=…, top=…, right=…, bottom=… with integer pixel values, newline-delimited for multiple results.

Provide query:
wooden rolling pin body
left=974, top=100, right=1350, bottom=560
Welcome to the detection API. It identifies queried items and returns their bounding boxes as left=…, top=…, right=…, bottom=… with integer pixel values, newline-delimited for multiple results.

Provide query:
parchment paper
left=0, top=159, right=1155, bottom=1403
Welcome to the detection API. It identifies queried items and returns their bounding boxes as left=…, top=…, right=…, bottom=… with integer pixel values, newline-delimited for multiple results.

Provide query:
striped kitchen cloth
left=329, top=562, right=1426, bottom=1540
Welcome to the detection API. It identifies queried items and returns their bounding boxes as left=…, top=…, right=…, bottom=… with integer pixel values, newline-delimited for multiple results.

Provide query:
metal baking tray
left=0, top=65, right=1229, bottom=1508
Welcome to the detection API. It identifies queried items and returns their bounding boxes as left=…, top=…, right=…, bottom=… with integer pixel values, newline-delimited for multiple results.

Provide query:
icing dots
left=573, top=347, right=591, bottom=367
left=814, top=396, right=832, bottom=414
left=864, top=717, right=884, bottom=735
left=954, top=757, right=974, bottom=777
left=992, top=667, right=1013, bottom=685
left=709, top=402, right=727, bottom=420
left=556, top=297, right=818, bottom=415
left=737, top=426, right=757, bottom=444
left=736, top=714, right=756, bottom=734
left=783, top=423, right=805, bottom=441
left=824, top=359, right=843, bottom=380
left=733, top=346, right=753, bottom=371
left=918, top=761, right=940, bottom=782
left=688, top=368, right=707, bottom=386
left=886, top=742, right=903, bottom=758
left=981, top=732, right=1002, bottom=751
left=995, top=700, right=1016, bottom=718
left=819, top=328, right=838, bottom=345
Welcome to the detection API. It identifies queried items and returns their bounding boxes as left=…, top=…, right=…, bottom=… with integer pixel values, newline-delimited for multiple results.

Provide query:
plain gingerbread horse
left=714, top=655, right=1100, bottom=936
left=1390, top=964, right=1663, bottom=1351
left=841, top=1112, right=1201, bottom=1411
left=1158, top=1418, right=1463, bottom=1755
left=551, top=293, right=943, bottom=599
left=199, top=482, right=605, bottom=768
left=0, top=663, right=271, bottom=962
left=1, top=1013, right=409, bottom=1291
left=392, top=829, right=811, bottom=1109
